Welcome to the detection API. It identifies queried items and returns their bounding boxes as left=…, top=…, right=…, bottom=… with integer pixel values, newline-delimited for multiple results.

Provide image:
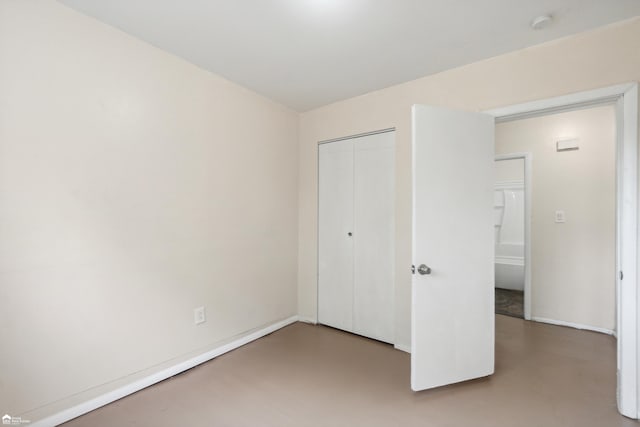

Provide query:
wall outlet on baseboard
left=193, top=306, right=206, bottom=325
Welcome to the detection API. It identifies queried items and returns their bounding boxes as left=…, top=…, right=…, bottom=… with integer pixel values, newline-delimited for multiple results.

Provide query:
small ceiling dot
left=531, top=15, right=553, bottom=30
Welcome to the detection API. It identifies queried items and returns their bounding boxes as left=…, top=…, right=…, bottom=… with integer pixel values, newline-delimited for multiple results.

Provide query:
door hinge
left=411, top=264, right=415, bottom=275
left=620, top=271, right=624, bottom=280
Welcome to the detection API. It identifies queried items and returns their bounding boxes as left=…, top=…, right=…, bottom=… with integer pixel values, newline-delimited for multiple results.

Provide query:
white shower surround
left=494, top=180, right=525, bottom=291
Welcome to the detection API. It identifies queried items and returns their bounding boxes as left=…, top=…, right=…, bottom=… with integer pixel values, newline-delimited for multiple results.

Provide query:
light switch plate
left=555, top=210, right=566, bottom=223
left=194, top=306, right=206, bottom=325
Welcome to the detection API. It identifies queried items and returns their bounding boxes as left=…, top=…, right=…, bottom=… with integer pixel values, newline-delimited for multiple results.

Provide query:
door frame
left=486, top=82, right=639, bottom=419
left=494, top=152, right=532, bottom=320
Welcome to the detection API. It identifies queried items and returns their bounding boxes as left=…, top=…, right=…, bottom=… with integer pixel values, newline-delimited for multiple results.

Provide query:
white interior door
left=318, top=139, right=354, bottom=332
left=353, top=132, right=395, bottom=343
left=411, top=105, right=495, bottom=391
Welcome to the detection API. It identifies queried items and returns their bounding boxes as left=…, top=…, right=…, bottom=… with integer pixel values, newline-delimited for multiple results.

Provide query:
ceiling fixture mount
left=531, top=15, right=553, bottom=30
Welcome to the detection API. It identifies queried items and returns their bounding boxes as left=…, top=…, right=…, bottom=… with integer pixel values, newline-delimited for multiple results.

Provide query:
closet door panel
left=353, top=132, right=395, bottom=343
left=318, top=140, right=354, bottom=331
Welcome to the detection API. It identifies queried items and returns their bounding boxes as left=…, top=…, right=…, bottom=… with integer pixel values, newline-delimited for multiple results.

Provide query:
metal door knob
left=417, top=264, right=431, bottom=275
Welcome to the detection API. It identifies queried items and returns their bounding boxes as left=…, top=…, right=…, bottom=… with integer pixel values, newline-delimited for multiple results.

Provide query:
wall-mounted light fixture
left=556, top=138, right=580, bottom=152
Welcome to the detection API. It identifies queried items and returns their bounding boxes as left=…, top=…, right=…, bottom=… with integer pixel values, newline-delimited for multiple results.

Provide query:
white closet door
left=318, top=139, right=354, bottom=331
left=353, top=132, right=395, bottom=343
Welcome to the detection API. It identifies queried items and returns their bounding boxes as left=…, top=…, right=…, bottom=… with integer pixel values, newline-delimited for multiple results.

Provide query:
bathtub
left=495, top=243, right=524, bottom=291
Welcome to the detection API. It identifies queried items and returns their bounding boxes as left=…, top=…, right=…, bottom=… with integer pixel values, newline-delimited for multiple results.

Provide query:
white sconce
left=556, top=138, right=579, bottom=152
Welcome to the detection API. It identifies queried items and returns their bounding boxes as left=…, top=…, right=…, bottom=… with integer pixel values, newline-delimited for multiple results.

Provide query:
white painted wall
left=297, top=17, right=640, bottom=350
left=0, top=0, right=299, bottom=420
left=496, top=106, right=616, bottom=331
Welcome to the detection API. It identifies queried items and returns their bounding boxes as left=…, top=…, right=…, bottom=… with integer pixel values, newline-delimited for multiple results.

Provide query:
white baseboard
left=394, top=343, right=411, bottom=354
left=297, top=315, right=317, bottom=324
left=531, top=316, right=615, bottom=336
left=29, top=315, right=299, bottom=427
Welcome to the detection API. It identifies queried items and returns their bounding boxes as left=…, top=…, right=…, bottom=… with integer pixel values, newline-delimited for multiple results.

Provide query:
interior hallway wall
left=497, top=106, right=616, bottom=331
left=0, top=0, right=299, bottom=419
left=297, top=17, right=640, bottom=349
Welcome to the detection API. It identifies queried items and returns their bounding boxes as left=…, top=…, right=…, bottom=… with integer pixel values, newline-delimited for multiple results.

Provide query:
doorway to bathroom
left=494, top=154, right=530, bottom=320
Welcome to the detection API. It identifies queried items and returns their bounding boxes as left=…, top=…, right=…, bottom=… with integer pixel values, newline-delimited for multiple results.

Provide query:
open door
left=411, top=104, right=495, bottom=391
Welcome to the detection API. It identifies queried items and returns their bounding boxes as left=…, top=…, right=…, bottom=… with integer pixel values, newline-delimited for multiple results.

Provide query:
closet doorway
left=317, top=129, right=395, bottom=344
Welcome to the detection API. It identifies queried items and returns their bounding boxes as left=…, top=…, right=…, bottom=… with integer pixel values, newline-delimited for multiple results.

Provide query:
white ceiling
left=58, top=0, right=640, bottom=112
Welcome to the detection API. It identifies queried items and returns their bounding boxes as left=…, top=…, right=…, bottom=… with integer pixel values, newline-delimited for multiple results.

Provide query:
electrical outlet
left=193, top=306, right=206, bottom=325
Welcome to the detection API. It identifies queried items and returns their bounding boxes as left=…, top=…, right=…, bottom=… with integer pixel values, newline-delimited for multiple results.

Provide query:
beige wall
left=0, top=0, right=298, bottom=418
left=496, top=106, right=616, bottom=330
left=495, top=158, right=524, bottom=183
left=1, top=0, right=638, bottom=420
left=298, top=18, right=640, bottom=349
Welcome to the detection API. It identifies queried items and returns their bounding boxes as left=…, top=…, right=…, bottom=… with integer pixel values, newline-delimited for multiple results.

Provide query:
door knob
left=417, top=264, right=431, bottom=275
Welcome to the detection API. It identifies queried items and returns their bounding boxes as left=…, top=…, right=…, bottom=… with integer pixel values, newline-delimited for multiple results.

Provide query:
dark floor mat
left=495, top=288, right=524, bottom=318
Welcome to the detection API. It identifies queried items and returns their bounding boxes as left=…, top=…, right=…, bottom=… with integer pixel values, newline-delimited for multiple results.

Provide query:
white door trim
left=486, top=82, right=639, bottom=419
left=487, top=83, right=632, bottom=122
left=494, top=152, right=532, bottom=321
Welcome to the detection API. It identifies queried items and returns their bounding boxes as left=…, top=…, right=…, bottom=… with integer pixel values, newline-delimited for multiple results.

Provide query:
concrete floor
left=63, top=315, right=638, bottom=427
